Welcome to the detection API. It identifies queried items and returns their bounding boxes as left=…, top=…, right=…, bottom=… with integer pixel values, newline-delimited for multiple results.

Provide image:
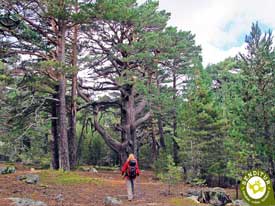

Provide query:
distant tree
left=157, top=155, right=182, bottom=195
left=177, top=68, right=228, bottom=181
left=239, top=22, right=275, bottom=176
left=155, top=27, right=201, bottom=164
left=206, top=58, right=250, bottom=186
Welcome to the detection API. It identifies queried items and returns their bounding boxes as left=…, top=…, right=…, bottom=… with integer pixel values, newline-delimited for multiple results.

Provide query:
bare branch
left=93, top=109, right=126, bottom=153
left=134, top=99, right=147, bottom=117
left=134, top=111, right=151, bottom=127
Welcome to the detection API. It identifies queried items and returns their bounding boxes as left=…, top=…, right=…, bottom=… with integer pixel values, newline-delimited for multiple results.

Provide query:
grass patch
left=169, top=197, right=201, bottom=206
left=40, top=170, right=102, bottom=185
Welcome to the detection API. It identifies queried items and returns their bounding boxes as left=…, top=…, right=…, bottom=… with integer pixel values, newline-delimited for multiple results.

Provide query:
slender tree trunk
left=77, top=115, right=86, bottom=164
left=151, top=117, right=157, bottom=160
left=157, top=117, right=165, bottom=149
left=172, top=71, right=179, bottom=164
left=57, top=22, right=70, bottom=171
left=68, top=22, right=78, bottom=169
left=50, top=91, right=59, bottom=169
left=156, top=78, right=165, bottom=149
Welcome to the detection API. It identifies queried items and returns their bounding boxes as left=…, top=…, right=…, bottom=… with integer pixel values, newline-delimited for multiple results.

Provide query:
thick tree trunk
left=120, top=94, right=128, bottom=165
left=58, top=75, right=70, bottom=171
left=57, top=22, right=70, bottom=171
left=50, top=94, right=59, bottom=169
left=92, top=86, right=150, bottom=167
left=119, top=149, right=128, bottom=166
left=124, top=86, right=138, bottom=156
left=68, top=23, right=78, bottom=169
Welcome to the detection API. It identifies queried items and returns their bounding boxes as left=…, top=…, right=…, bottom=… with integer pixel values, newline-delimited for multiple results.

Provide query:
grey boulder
left=198, top=187, right=232, bottom=206
left=226, top=200, right=250, bottom=206
left=17, top=174, right=40, bottom=184
left=104, top=196, right=122, bottom=206
left=8, top=198, right=47, bottom=206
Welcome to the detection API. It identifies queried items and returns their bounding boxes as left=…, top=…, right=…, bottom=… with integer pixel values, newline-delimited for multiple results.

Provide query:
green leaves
left=39, top=60, right=77, bottom=74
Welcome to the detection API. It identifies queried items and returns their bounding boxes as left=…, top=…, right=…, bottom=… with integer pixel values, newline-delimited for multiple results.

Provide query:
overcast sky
left=139, top=0, right=275, bottom=66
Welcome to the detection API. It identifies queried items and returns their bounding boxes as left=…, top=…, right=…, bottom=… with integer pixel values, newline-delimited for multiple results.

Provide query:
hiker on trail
left=121, top=154, right=140, bottom=201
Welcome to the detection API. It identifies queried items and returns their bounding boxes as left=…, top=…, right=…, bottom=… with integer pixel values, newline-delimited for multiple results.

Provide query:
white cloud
left=203, top=43, right=246, bottom=66
left=153, top=0, right=275, bottom=65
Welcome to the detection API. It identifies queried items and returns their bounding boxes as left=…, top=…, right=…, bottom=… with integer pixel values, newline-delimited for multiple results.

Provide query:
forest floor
left=0, top=163, right=236, bottom=206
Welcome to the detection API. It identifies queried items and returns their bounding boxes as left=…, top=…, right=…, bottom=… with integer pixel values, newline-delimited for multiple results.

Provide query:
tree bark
left=120, top=94, right=128, bottom=165
left=126, top=88, right=136, bottom=155
left=58, top=74, right=70, bottom=171
left=57, top=22, right=70, bottom=171
left=156, top=78, right=165, bottom=149
left=157, top=116, right=165, bottom=149
left=151, top=117, right=157, bottom=160
left=68, top=22, right=78, bottom=169
left=77, top=115, right=87, bottom=164
left=50, top=92, right=59, bottom=169
left=172, top=70, right=179, bottom=164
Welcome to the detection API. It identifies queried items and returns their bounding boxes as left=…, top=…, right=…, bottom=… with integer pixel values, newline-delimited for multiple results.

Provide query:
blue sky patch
left=219, top=21, right=273, bottom=51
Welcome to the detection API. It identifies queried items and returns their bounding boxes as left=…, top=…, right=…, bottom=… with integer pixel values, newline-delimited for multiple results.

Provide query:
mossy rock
left=17, top=174, right=40, bottom=184
left=0, top=166, right=16, bottom=174
left=169, top=197, right=203, bottom=206
left=198, top=187, right=231, bottom=206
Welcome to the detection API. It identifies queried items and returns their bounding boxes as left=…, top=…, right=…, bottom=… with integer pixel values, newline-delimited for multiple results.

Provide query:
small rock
left=91, top=168, right=98, bottom=173
left=159, top=190, right=169, bottom=196
left=185, top=189, right=201, bottom=197
left=104, top=196, right=122, bottom=206
left=17, top=174, right=40, bottom=184
left=12, top=189, right=22, bottom=194
left=0, top=166, right=16, bottom=174
left=39, top=184, right=49, bottom=189
left=79, top=167, right=91, bottom=172
left=186, top=195, right=200, bottom=203
left=55, top=194, right=64, bottom=202
left=8, top=197, right=47, bottom=206
left=232, top=199, right=250, bottom=206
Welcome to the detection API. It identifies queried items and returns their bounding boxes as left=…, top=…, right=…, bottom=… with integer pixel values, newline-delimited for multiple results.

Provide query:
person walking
left=121, top=154, right=140, bottom=201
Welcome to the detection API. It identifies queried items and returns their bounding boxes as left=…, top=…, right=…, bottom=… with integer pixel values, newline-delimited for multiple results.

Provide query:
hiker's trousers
left=126, top=178, right=135, bottom=200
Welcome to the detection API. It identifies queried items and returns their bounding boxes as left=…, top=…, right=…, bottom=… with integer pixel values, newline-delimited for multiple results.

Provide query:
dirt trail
left=0, top=164, right=235, bottom=206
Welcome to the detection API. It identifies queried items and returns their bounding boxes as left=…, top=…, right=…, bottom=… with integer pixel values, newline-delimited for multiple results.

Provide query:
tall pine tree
left=177, top=68, right=228, bottom=182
